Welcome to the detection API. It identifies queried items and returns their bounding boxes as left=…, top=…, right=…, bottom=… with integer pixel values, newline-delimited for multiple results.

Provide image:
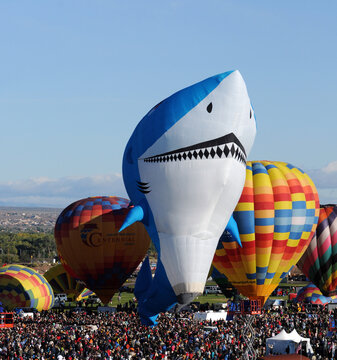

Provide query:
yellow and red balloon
left=213, top=161, right=320, bottom=304
left=0, top=265, right=54, bottom=311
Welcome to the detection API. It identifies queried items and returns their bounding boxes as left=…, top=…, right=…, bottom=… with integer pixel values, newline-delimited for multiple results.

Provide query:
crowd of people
left=0, top=303, right=336, bottom=360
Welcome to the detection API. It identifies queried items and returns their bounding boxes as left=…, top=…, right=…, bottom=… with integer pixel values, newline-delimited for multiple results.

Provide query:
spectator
left=0, top=302, right=335, bottom=359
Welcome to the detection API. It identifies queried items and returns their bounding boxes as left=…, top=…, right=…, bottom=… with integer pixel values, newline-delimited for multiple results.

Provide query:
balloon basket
left=228, top=299, right=262, bottom=316
left=242, top=299, right=262, bottom=315
left=0, top=313, right=14, bottom=329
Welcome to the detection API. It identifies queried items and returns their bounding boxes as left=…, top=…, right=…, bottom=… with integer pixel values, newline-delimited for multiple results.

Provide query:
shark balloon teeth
left=142, top=132, right=247, bottom=165
left=122, top=70, right=256, bottom=325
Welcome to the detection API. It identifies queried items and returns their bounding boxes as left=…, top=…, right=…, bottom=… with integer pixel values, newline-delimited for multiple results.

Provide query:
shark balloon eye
left=207, top=102, right=213, bottom=113
left=250, top=109, right=252, bottom=119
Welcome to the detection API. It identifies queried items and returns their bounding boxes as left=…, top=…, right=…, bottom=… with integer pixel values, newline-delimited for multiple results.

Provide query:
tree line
left=0, top=231, right=157, bottom=265
left=0, top=232, right=57, bottom=264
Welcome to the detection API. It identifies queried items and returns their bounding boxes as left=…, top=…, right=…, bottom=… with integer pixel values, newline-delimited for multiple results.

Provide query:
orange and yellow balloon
left=0, top=265, right=54, bottom=311
left=213, top=161, right=320, bottom=304
left=54, top=196, right=150, bottom=304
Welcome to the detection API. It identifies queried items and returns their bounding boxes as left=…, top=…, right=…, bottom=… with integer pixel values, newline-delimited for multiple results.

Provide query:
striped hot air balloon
left=210, top=266, right=236, bottom=297
left=76, top=288, right=94, bottom=301
left=213, top=161, right=320, bottom=304
left=295, top=283, right=336, bottom=305
left=55, top=196, right=150, bottom=304
left=44, top=264, right=86, bottom=301
left=297, top=205, right=337, bottom=296
left=0, top=265, right=54, bottom=311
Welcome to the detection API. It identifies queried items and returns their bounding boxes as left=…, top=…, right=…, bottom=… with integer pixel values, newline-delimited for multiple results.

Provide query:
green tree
left=0, top=232, right=57, bottom=264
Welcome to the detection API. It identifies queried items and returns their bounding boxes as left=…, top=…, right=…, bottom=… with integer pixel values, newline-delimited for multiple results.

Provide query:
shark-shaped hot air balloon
left=121, top=70, right=256, bottom=324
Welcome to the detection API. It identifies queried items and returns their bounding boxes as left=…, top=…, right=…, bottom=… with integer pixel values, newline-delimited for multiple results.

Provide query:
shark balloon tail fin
left=119, top=205, right=144, bottom=232
left=137, top=258, right=177, bottom=326
left=134, top=256, right=153, bottom=301
left=226, top=215, right=242, bottom=247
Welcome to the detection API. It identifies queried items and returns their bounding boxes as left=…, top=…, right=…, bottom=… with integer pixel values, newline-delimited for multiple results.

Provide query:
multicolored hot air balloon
left=210, top=266, right=237, bottom=298
left=44, top=264, right=86, bottom=301
left=213, top=161, right=320, bottom=304
left=55, top=196, right=150, bottom=304
left=294, top=283, right=336, bottom=305
left=76, top=288, right=94, bottom=301
left=297, top=205, right=337, bottom=296
left=0, top=265, right=54, bottom=311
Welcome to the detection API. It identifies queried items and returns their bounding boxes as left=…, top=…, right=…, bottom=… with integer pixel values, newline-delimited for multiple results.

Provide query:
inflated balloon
left=0, top=265, right=54, bottom=311
left=210, top=266, right=236, bottom=297
left=297, top=205, right=337, bottom=296
left=55, top=196, right=151, bottom=304
left=76, top=288, right=94, bottom=301
left=295, top=283, right=335, bottom=305
left=121, top=70, right=256, bottom=324
left=44, top=264, right=86, bottom=301
left=213, top=161, right=320, bottom=304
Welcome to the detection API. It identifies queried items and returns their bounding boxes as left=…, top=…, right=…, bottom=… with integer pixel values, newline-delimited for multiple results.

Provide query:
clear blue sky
left=1, top=0, right=336, bottom=207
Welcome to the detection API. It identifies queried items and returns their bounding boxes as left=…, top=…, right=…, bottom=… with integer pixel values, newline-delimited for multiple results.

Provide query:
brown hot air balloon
left=54, top=196, right=150, bottom=304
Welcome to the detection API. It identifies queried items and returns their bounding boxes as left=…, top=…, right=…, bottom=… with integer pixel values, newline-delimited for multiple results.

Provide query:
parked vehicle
left=54, top=293, right=67, bottom=306
left=87, top=295, right=101, bottom=304
left=204, top=285, right=222, bottom=294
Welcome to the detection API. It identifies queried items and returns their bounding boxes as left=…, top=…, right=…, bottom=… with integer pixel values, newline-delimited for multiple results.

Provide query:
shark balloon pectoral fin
left=119, top=205, right=144, bottom=232
left=226, top=215, right=242, bottom=247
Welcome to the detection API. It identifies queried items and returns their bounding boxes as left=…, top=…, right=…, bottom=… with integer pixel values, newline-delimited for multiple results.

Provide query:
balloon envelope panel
left=213, top=161, right=320, bottom=303
left=295, top=283, right=334, bottom=305
left=211, top=266, right=235, bottom=296
left=0, top=265, right=54, bottom=311
left=55, top=196, right=150, bottom=304
left=44, top=264, right=86, bottom=300
left=297, top=205, right=337, bottom=296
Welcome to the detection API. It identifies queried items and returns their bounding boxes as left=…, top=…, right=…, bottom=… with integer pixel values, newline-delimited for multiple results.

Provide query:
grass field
left=63, top=291, right=292, bottom=311
left=195, top=294, right=228, bottom=304
left=106, top=291, right=290, bottom=307
left=95, top=293, right=229, bottom=307
left=109, top=292, right=135, bottom=307
left=63, top=278, right=300, bottom=309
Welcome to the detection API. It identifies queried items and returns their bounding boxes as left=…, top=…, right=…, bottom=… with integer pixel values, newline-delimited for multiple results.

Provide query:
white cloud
left=322, top=161, right=337, bottom=174
left=0, top=174, right=127, bottom=208
left=307, top=161, right=337, bottom=204
left=2, top=163, right=337, bottom=208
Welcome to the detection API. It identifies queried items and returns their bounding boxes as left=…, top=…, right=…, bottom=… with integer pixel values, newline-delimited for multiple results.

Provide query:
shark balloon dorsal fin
left=226, top=215, right=242, bottom=248
left=119, top=205, right=144, bottom=232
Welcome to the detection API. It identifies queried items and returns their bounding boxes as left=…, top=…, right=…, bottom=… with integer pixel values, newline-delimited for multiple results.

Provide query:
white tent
left=266, top=329, right=313, bottom=356
left=289, top=329, right=313, bottom=354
